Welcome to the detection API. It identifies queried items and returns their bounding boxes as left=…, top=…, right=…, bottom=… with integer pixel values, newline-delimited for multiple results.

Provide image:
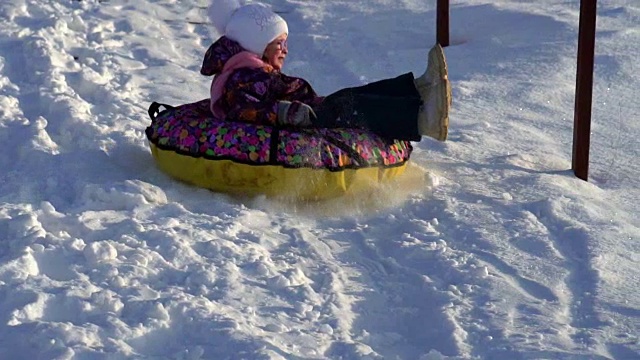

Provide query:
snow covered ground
left=0, top=0, right=638, bottom=358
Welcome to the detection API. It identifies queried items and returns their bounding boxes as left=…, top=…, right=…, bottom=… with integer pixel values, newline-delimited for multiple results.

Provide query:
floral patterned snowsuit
left=201, top=36, right=323, bottom=126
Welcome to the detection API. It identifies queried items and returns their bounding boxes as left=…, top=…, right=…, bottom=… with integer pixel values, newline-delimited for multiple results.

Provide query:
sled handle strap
left=148, top=102, right=175, bottom=121
left=269, top=126, right=281, bottom=164
left=323, top=133, right=366, bottom=166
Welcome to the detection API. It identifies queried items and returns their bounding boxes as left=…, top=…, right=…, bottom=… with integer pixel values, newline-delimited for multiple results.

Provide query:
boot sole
left=431, top=44, right=451, bottom=141
left=440, top=79, right=451, bottom=141
left=428, top=44, right=449, bottom=80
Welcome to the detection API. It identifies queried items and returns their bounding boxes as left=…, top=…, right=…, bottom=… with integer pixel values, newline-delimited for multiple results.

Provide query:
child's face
left=263, top=33, right=288, bottom=70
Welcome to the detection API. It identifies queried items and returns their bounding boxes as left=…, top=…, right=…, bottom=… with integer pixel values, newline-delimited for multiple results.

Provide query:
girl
left=202, top=0, right=451, bottom=142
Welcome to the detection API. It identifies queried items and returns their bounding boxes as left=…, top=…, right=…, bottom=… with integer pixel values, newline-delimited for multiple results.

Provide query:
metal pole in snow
left=437, top=0, right=450, bottom=47
left=572, top=0, right=598, bottom=181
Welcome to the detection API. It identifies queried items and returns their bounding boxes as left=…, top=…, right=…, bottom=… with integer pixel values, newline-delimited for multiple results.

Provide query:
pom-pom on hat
left=208, top=0, right=288, bottom=56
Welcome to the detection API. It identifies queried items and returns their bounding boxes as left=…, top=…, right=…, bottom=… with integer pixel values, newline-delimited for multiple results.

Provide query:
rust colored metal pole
left=437, top=0, right=450, bottom=47
left=572, top=0, right=598, bottom=181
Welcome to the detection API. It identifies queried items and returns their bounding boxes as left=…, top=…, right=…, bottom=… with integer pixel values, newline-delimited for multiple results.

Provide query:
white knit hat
left=208, top=0, right=288, bottom=56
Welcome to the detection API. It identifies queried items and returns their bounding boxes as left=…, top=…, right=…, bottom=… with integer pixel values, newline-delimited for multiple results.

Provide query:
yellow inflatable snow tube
left=146, top=100, right=412, bottom=201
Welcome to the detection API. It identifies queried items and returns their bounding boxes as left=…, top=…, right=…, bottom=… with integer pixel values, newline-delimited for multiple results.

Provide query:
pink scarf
left=210, top=51, right=267, bottom=118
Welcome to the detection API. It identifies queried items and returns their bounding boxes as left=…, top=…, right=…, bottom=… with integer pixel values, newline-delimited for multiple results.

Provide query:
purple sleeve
left=278, top=75, right=324, bottom=107
left=221, top=69, right=325, bottom=126
left=222, top=71, right=279, bottom=125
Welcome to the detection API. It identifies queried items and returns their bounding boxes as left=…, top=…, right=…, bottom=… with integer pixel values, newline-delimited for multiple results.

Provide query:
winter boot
left=415, top=44, right=451, bottom=141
